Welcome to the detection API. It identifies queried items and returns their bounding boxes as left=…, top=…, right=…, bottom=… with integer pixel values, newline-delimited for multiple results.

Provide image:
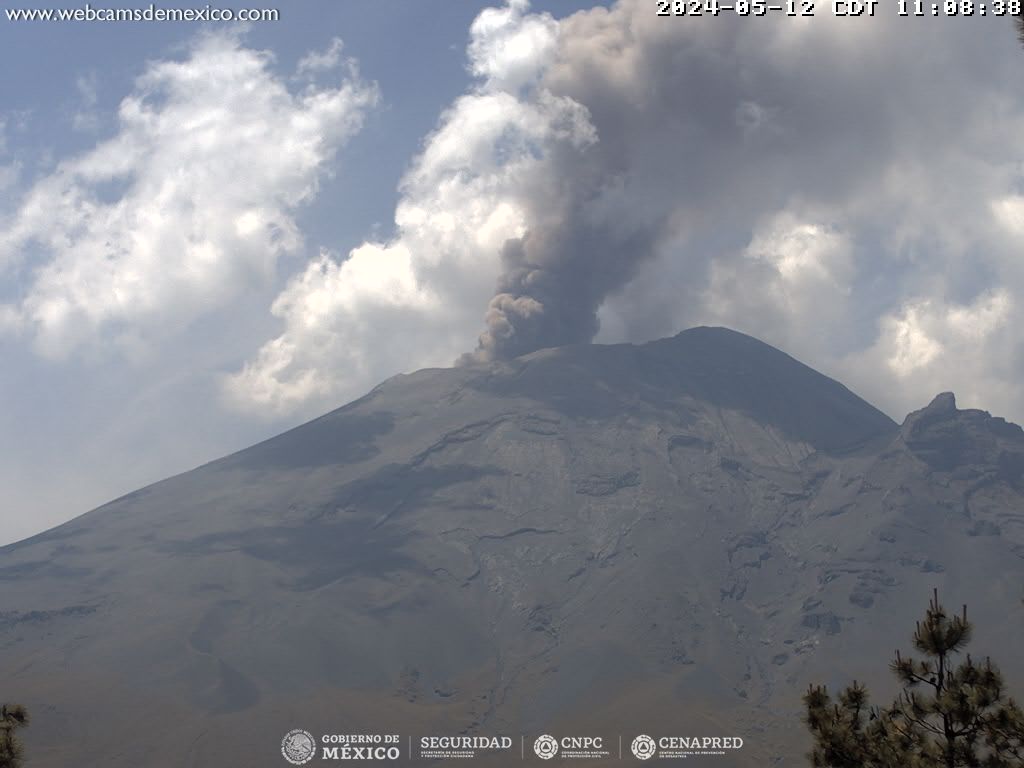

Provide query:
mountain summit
left=2, top=327, right=1022, bottom=766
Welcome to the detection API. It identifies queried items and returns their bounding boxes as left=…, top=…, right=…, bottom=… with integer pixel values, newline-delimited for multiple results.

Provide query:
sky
left=1, top=0, right=1022, bottom=545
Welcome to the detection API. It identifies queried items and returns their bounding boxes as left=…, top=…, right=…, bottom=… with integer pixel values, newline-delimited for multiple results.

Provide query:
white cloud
left=548, top=1, right=1024, bottom=422
left=881, top=302, right=944, bottom=378
left=468, top=0, right=558, bottom=91
left=0, top=30, right=377, bottom=360
left=702, top=211, right=854, bottom=348
left=228, top=1, right=1024, bottom=424
left=225, top=246, right=439, bottom=411
left=746, top=215, right=851, bottom=289
left=225, top=0, right=592, bottom=414
left=992, top=194, right=1024, bottom=235
left=296, top=37, right=346, bottom=77
left=843, top=291, right=1017, bottom=419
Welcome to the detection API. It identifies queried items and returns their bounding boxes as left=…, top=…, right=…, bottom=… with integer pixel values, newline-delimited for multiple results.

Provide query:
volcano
left=3, top=327, right=1024, bottom=766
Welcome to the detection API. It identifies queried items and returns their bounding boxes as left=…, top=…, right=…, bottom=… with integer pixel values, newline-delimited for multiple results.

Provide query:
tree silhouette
left=804, top=590, right=1024, bottom=767
left=0, top=704, right=29, bottom=768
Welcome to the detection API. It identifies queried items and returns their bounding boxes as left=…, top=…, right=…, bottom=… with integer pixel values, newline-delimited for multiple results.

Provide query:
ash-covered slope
left=3, top=327, right=1024, bottom=767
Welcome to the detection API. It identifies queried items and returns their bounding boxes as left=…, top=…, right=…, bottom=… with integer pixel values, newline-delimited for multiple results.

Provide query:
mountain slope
left=2, top=327, right=1023, bottom=767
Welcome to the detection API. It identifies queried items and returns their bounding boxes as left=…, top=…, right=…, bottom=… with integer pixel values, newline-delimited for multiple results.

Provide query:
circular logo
left=534, top=734, right=559, bottom=760
left=281, top=729, right=316, bottom=765
left=631, top=734, right=657, bottom=761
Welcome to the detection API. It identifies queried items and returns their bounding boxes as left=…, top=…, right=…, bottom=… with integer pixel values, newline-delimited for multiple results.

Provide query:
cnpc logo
left=534, top=735, right=558, bottom=759
left=533, top=734, right=605, bottom=759
left=631, top=734, right=656, bottom=760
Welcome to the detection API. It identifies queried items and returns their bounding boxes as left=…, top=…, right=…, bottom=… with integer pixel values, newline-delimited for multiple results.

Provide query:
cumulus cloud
left=225, top=0, right=595, bottom=413
left=0, top=31, right=376, bottom=359
left=225, top=245, right=439, bottom=410
left=467, top=0, right=558, bottom=91
left=296, top=37, right=346, bottom=77
left=549, top=2, right=1024, bottom=421
left=845, top=290, right=1019, bottom=419
left=702, top=210, right=855, bottom=362
left=226, top=0, right=1024, bottom=425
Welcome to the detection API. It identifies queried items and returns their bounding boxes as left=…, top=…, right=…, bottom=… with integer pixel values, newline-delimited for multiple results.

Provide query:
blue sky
left=2, top=0, right=1023, bottom=544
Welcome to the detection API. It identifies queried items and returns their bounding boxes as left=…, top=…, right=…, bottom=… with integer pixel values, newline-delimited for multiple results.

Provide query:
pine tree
left=0, top=704, right=29, bottom=768
left=804, top=590, right=1024, bottom=767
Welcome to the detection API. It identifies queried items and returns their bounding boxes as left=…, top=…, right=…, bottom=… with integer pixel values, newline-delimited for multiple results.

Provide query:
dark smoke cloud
left=472, top=210, right=666, bottom=360
left=236, top=0, right=1024, bottom=427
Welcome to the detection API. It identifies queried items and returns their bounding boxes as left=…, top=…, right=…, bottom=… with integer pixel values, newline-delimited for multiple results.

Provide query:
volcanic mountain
left=3, top=327, right=1024, bottom=766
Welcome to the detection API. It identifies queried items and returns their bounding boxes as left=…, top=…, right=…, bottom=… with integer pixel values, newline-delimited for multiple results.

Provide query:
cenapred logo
left=281, top=729, right=316, bottom=765
left=633, top=734, right=744, bottom=760
left=534, top=734, right=559, bottom=760
left=631, top=734, right=657, bottom=760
